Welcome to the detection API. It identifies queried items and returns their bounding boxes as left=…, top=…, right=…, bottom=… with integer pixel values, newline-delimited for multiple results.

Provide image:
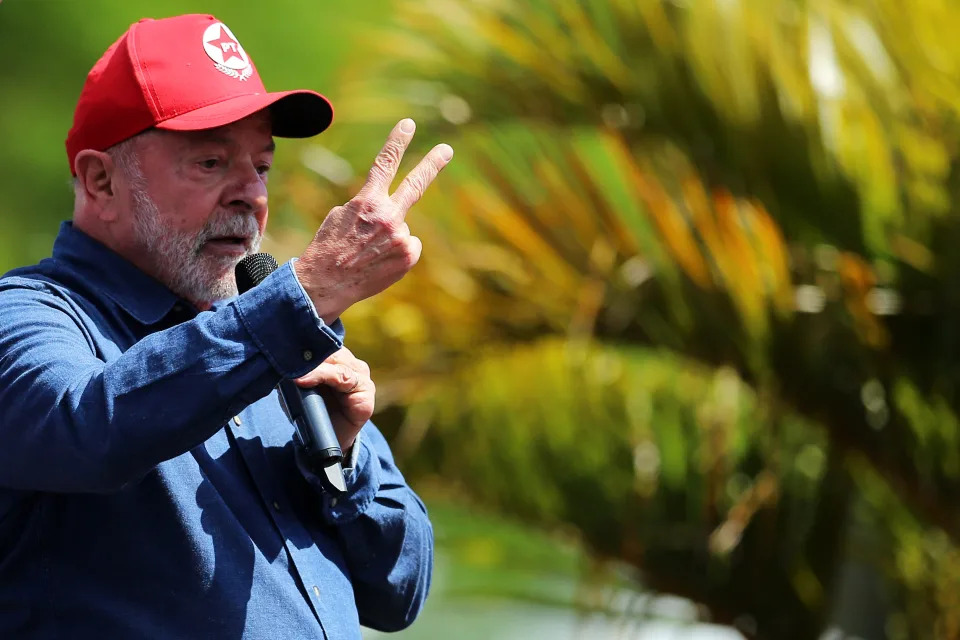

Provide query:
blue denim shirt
left=0, top=222, right=433, bottom=639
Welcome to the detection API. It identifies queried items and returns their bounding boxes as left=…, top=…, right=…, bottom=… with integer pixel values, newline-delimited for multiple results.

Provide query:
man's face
left=122, top=112, right=274, bottom=307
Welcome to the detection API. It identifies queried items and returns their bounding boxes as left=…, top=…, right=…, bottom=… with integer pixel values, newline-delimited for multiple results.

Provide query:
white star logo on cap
left=202, top=23, right=253, bottom=81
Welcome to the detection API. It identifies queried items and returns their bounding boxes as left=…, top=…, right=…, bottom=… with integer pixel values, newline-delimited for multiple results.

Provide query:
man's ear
left=74, top=150, right=119, bottom=222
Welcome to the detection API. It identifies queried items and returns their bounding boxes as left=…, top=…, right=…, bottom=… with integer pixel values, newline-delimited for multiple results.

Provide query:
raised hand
left=295, top=119, right=454, bottom=324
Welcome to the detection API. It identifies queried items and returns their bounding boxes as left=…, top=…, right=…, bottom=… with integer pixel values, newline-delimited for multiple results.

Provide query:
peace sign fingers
left=359, top=119, right=418, bottom=198
left=391, top=142, right=454, bottom=213
left=295, top=119, right=453, bottom=324
left=358, top=119, right=454, bottom=214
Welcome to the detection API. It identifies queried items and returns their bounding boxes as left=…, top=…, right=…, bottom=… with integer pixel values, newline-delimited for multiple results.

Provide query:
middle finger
left=391, top=143, right=454, bottom=213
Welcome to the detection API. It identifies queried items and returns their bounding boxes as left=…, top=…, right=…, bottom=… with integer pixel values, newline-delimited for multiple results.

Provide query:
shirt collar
left=51, top=221, right=183, bottom=325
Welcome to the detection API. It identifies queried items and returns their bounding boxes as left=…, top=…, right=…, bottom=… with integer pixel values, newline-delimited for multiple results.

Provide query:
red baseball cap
left=66, top=14, right=334, bottom=175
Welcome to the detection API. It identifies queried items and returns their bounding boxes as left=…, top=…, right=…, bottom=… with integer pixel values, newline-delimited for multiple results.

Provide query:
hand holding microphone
left=284, top=346, right=376, bottom=495
left=292, top=346, right=375, bottom=453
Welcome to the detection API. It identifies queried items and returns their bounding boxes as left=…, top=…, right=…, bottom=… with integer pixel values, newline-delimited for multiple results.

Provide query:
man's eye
left=257, top=165, right=271, bottom=176
left=199, top=159, right=220, bottom=170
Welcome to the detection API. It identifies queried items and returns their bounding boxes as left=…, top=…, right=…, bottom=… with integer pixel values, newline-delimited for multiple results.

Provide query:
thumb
left=294, top=362, right=360, bottom=392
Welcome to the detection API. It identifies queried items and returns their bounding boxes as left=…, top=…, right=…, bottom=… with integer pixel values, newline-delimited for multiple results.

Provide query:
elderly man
left=0, top=14, right=450, bottom=639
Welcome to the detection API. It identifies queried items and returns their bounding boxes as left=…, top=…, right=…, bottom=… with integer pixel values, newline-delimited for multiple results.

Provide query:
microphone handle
left=278, top=379, right=346, bottom=493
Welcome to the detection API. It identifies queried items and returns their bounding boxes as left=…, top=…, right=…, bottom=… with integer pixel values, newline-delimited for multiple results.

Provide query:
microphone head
left=235, top=253, right=280, bottom=294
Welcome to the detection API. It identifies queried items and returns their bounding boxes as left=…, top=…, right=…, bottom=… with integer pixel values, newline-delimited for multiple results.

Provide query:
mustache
left=195, top=213, right=262, bottom=250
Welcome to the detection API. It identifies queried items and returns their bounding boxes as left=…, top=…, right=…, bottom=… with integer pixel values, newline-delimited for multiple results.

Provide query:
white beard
left=130, top=186, right=262, bottom=306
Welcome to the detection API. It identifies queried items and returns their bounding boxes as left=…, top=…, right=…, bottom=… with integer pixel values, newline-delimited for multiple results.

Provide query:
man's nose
left=223, top=161, right=268, bottom=213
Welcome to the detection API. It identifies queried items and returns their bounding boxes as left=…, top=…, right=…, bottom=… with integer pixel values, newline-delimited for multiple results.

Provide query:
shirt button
left=330, top=497, right=338, bottom=507
left=272, top=501, right=281, bottom=511
left=303, top=350, right=314, bottom=362
left=233, top=415, right=242, bottom=426
left=313, top=585, right=321, bottom=599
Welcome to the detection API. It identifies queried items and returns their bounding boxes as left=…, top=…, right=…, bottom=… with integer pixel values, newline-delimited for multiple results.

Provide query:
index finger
left=359, top=119, right=417, bottom=196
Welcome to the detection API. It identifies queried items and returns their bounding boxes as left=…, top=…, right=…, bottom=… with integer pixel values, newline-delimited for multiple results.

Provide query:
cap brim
left=155, top=90, right=333, bottom=138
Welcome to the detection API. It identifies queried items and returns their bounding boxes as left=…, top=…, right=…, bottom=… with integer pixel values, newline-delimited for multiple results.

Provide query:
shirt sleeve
left=318, top=422, right=434, bottom=632
left=0, top=261, right=342, bottom=493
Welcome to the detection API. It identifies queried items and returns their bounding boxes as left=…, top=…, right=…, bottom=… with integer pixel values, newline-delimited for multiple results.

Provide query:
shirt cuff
left=321, top=425, right=379, bottom=525
left=234, top=260, right=343, bottom=379
left=342, top=433, right=362, bottom=473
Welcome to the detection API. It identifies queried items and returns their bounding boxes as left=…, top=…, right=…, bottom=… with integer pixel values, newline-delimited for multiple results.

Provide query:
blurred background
left=1, top=0, right=957, bottom=638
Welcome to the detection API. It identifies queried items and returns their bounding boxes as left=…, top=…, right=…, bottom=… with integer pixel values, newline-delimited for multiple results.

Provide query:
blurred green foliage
left=3, top=0, right=960, bottom=638
left=314, top=0, right=960, bottom=637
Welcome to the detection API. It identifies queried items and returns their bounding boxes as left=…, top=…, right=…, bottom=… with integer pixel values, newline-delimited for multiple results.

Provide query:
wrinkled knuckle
left=348, top=200, right=380, bottom=233
left=372, top=158, right=390, bottom=178
left=349, top=196, right=377, bottom=216
left=377, top=143, right=403, bottom=170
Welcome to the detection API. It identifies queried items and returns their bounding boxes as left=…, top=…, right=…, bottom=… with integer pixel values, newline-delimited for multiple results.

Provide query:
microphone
left=235, top=253, right=347, bottom=494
